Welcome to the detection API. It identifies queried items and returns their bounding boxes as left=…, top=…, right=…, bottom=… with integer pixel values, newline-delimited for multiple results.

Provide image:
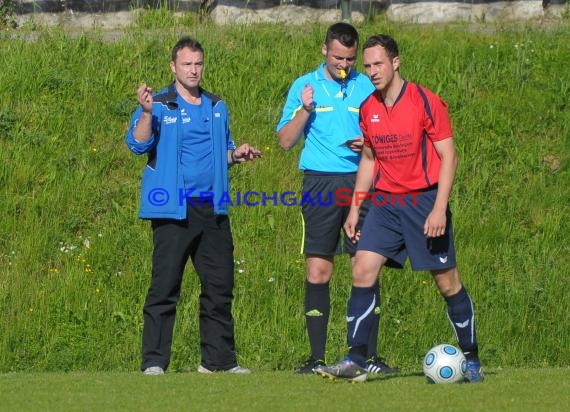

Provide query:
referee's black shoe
left=296, top=357, right=325, bottom=374
left=365, top=356, right=400, bottom=374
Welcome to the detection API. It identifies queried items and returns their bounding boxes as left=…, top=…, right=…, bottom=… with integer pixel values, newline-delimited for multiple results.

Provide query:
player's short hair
left=362, top=35, right=399, bottom=60
left=325, top=22, right=359, bottom=48
left=171, top=37, right=204, bottom=62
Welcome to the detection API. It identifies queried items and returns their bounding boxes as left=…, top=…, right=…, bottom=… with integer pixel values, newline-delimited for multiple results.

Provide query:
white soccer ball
left=423, top=344, right=466, bottom=384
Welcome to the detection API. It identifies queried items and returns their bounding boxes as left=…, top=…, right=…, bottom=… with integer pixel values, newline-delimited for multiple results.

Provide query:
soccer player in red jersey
left=318, top=34, right=483, bottom=383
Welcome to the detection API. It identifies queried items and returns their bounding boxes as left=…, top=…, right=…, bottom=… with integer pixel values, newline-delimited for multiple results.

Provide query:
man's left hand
left=233, top=144, right=262, bottom=163
left=423, top=209, right=447, bottom=238
left=346, top=136, right=364, bottom=153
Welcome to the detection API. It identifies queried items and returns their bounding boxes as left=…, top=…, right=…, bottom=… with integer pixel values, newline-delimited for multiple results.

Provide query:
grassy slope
left=0, top=13, right=568, bottom=372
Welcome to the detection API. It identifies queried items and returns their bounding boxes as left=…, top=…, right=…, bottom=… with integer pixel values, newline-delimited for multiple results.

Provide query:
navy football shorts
left=357, top=186, right=456, bottom=271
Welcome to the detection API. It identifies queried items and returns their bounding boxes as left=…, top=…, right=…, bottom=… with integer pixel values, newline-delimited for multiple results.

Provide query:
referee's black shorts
left=300, top=171, right=369, bottom=256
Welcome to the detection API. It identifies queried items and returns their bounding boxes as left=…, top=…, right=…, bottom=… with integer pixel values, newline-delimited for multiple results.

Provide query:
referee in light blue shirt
left=276, top=22, right=398, bottom=376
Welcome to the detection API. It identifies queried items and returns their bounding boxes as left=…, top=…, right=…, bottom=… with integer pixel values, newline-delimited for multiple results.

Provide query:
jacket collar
left=160, top=82, right=221, bottom=109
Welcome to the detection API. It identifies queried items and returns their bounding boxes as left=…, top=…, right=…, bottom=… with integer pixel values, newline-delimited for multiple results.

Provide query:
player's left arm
left=424, top=137, right=457, bottom=238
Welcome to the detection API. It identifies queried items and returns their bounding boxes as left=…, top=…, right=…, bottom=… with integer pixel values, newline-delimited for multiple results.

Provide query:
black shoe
left=296, top=357, right=326, bottom=374
left=365, top=356, right=400, bottom=374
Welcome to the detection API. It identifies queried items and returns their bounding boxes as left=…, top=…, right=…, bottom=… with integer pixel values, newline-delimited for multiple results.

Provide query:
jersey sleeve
left=360, top=108, right=372, bottom=147
left=424, top=93, right=453, bottom=142
left=275, top=78, right=304, bottom=132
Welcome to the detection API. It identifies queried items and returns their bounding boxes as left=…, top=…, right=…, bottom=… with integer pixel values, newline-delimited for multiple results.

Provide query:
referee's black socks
left=305, top=281, right=330, bottom=361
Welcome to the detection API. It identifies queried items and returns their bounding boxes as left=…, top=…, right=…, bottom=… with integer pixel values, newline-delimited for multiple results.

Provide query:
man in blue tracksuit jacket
left=126, top=36, right=261, bottom=376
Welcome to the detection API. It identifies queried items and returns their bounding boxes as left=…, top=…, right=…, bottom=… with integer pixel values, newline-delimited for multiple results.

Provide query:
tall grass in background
left=0, top=11, right=568, bottom=372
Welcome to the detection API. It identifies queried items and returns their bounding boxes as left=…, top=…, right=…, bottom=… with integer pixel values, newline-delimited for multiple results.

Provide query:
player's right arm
left=133, top=84, right=154, bottom=143
left=278, top=83, right=314, bottom=150
left=344, top=145, right=375, bottom=242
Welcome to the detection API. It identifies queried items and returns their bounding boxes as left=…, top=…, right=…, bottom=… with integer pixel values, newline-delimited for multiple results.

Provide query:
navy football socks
left=366, top=281, right=381, bottom=358
left=445, top=286, right=479, bottom=360
left=347, top=285, right=377, bottom=353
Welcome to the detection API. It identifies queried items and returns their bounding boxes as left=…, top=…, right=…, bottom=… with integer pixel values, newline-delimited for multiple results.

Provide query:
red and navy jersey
left=360, top=81, right=453, bottom=193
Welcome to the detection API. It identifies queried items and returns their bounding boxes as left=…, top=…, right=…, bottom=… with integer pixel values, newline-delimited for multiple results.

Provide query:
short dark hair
left=171, top=37, right=204, bottom=62
left=362, top=35, right=399, bottom=60
left=325, top=22, right=359, bottom=48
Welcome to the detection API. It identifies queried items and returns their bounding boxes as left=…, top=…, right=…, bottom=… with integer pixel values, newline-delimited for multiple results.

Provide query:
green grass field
left=1, top=368, right=569, bottom=411
left=0, top=6, right=569, bottom=409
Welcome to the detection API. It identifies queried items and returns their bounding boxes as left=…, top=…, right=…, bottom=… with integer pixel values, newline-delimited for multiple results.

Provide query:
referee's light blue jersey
left=277, top=63, right=375, bottom=173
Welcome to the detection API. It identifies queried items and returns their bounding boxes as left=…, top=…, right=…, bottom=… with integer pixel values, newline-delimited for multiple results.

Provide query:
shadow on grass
left=367, top=370, right=422, bottom=382
left=368, top=368, right=497, bottom=383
